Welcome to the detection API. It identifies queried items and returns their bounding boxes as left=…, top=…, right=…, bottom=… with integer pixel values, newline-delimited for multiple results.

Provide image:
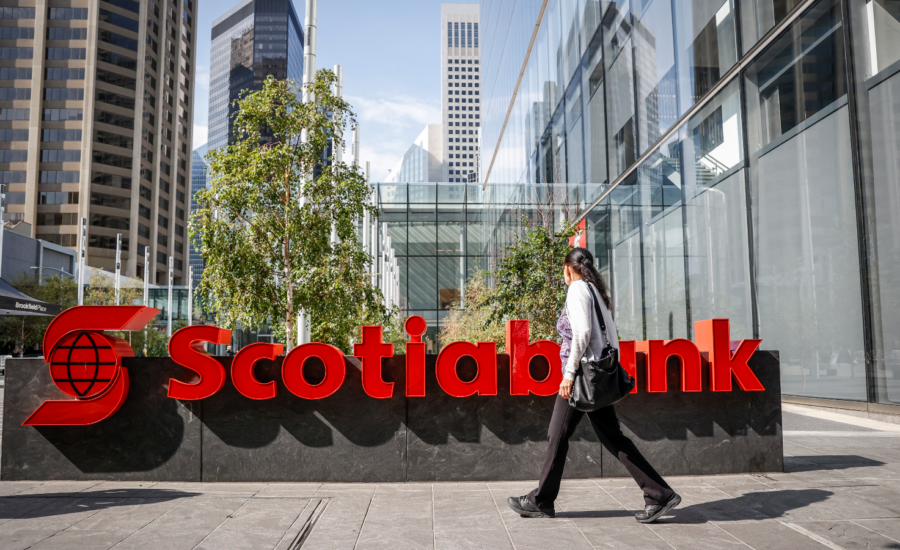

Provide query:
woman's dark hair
left=564, top=247, right=612, bottom=310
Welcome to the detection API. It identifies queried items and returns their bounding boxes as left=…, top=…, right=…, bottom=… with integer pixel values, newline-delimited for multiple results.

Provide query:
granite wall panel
left=404, top=354, right=602, bottom=481
left=1, top=358, right=201, bottom=481
left=601, top=351, right=784, bottom=477
left=0, top=351, right=783, bottom=482
left=199, top=356, right=408, bottom=482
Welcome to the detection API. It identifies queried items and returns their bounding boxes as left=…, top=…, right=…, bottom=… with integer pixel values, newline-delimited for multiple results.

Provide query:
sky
left=193, top=0, right=475, bottom=181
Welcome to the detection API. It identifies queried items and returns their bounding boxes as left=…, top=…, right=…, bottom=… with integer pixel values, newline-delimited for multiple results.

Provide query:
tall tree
left=192, top=71, right=383, bottom=352
left=486, top=220, right=574, bottom=342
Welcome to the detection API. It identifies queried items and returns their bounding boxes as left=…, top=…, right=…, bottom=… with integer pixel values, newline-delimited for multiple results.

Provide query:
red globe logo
left=48, top=331, right=122, bottom=399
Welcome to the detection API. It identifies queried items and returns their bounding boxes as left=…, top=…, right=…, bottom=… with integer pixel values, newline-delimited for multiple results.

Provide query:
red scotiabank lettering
left=282, top=343, right=346, bottom=399
left=618, top=341, right=639, bottom=394
left=232, top=342, right=283, bottom=400
left=164, top=317, right=763, bottom=400
left=404, top=316, right=428, bottom=397
left=695, top=319, right=764, bottom=391
left=168, top=325, right=233, bottom=400
left=635, top=339, right=703, bottom=393
left=23, top=310, right=769, bottom=427
left=354, top=326, right=394, bottom=399
left=505, top=320, right=561, bottom=396
left=436, top=341, right=498, bottom=397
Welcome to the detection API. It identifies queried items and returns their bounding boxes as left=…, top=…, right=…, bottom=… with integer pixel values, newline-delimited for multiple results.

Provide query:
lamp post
left=187, top=265, right=193, bottom=325
left=143, top=246, right=149, bottom=356
left=0, top=184, right=5, bottom=280
left=77, top=217, right=86, bottom=305
left=297, top=0, right=317, bottom=347
left=167, top=256, right=173, bottom=337
left=114, top=233, right=122, bottom=305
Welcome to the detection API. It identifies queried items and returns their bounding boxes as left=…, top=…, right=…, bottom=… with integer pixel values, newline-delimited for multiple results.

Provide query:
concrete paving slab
left=28, top=528, right=134, bottom=550
left=715, top=519, right=838, bottom=550
left=793, top=520, right=900, bottom=549
left=0, top=400, right=898, bottom=549
left=852, top=519, right=900, bottom=543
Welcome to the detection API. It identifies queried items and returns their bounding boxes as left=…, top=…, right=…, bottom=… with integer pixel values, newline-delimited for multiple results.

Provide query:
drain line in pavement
left=289, top=498, right=331, bottom=549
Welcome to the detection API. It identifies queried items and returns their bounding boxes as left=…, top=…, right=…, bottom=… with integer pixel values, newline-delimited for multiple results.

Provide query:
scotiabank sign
left=23, top=306, right=764, bottom=426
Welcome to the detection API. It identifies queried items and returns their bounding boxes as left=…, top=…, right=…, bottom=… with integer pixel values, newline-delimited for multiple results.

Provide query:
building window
left=46, top=48, right=86, bottom=60
left=0, top=129, right=28, bottom=141
left=42, top=129, right=80, bottom=142
left=0, top=47, right=33, bottom=59
left=0, top=7, right=33, bottom=19
left=44, top=88, right=84, bottom=101
left=47, top=28, right=85, bottom=40
left=39, top=191, right=79, bottom=205
left=49, top=8, right=87, bottom=20
left=41, top=150, right=81, bottom=162
left=0, top=88, right=30, bottom=100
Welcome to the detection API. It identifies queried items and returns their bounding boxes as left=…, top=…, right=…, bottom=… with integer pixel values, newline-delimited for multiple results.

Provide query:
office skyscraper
left=384, top=125, right=444, bottom=183
left=441, top=4, right=480, bottom=183
left=189, top=144, right=206, bottom=290
left=208, top=0, right=303, bottom=151
left=0, top=0, right=198, bottom=284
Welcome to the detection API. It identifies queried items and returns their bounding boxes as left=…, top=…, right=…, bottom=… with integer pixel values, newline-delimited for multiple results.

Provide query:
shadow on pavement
left=661, top=489, right=834, bottom=524
left=786, top=455, right=885, bottom=472
left=0, top=488, right=199, bottom=519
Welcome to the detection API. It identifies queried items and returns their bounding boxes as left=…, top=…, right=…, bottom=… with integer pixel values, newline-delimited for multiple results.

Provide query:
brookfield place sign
left=22, top=306, right=765, bottom=427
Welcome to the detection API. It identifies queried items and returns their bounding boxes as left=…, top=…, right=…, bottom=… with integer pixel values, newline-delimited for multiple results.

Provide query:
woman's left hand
left=559, top=378, right=574, bottom=399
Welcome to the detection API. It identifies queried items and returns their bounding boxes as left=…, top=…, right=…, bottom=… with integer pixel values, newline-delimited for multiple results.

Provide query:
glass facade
left=480, top=0, right=900, bottom=408
left=375, top=182, right=486, bottom=352
left=207, top=0, right=303, bottom=151
left=189, top=146, right=207, bottom=290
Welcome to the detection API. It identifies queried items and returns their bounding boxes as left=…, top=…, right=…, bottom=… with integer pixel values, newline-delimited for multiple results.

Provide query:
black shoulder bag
left=568, top=285, right=636, bottom=412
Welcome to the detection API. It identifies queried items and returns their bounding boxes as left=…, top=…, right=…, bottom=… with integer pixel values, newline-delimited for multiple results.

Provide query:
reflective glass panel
left=674, top=0, right=738, bottom=114
left=746, top=0, right=866, bottom=400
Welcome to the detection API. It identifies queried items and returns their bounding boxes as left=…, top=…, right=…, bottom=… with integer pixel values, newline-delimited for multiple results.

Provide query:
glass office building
left=208, top=0, right=303, bottom=151
left=375, top=182, right=487, bottom=351
left=480, top=0, right=900, bottom=413
left=189, top=146, right=208, bottom=291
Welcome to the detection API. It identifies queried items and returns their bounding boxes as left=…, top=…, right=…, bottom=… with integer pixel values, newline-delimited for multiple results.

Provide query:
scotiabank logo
left=23, top=306, right=161, bottom=426
left=23, top=307, right=764, bottom=426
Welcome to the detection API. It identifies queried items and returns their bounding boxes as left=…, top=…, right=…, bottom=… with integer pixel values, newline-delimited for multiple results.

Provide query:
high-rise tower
left=441, top=4, right=480, bottom=183
left=0, top=0, right=198, bottom=285
left=207, top=0, right=303, bottom=151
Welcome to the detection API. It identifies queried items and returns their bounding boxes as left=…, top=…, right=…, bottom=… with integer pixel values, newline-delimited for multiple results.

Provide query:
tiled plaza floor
left=1, top=395, right=900, bottom=549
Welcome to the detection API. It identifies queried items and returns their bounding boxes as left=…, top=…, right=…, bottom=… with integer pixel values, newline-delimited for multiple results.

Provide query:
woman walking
left=507, top=248, right=681, bottom=523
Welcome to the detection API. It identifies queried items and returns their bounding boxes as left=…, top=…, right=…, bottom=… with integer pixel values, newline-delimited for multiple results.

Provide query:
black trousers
left=528, top=396, right=674, bottom=509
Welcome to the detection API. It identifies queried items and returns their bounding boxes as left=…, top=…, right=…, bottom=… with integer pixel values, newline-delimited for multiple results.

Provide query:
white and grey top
left=563, top=279, right=619, bottom=381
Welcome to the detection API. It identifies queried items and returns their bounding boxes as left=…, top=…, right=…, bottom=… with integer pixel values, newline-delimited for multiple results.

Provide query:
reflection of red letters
left=695, top=319, right=764, bottom=392
left=436, top=341, right=498, bottom=397
left=636, top=339, right=702, bottom=393
left=282, top=343, right=346, bottom=399
left=354, top=326, right=394, bottom=399
left=619, top=341, right=639, bottom=394
left=232, top=342, right=283, bottom=400
left=505, top=320, right=561, bottom=396
left=167, top=325, right=232, bottom=400
left=404, top=316, right=427, bottom=397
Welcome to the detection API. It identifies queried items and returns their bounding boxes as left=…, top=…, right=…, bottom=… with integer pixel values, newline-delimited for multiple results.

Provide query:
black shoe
left=635, top=493, right=681, bottom=524
left=507, top=495, right=555, bottom=518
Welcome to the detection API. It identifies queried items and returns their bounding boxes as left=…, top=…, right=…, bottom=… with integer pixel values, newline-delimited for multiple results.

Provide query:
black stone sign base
left=1, top=351, right=782, bottom=482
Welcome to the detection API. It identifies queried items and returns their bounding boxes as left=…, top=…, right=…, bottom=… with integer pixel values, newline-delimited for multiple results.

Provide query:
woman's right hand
left=559, top=378, right=574, bottom=399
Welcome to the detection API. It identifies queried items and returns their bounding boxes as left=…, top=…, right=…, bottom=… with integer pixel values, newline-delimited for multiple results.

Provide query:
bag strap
left=585, top=283, right=608, bottom=341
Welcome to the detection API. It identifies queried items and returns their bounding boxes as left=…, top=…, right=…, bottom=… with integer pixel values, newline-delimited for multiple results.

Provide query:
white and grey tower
left=441, top=4, right=480, bottom=183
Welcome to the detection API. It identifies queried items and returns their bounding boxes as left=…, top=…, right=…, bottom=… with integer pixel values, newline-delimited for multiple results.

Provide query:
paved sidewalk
left=1, top=404, right=900, bottom=549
